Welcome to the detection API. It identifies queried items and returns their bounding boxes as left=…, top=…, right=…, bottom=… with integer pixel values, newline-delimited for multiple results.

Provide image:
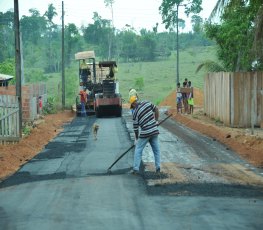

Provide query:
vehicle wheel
left=116, top=107, right=122, bottom=117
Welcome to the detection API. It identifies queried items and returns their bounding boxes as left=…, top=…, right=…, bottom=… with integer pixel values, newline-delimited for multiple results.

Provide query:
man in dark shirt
left=129, top=96, right=161, bottom=174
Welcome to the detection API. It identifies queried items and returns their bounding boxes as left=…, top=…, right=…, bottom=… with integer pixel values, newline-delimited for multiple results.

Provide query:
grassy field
left=118, top=45, right=217, bottom=104
left=46, top=45, right=217, bottom=107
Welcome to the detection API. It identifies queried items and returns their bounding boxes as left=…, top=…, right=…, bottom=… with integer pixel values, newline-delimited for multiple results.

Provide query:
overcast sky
left=0, top=0, right=217, bottom=32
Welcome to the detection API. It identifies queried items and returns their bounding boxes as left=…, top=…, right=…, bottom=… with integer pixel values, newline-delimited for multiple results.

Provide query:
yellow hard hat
left=129, top=95, right=137, bottom=105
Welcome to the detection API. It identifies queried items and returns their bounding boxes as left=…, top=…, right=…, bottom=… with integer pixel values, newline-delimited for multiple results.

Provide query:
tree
left=137, top=31, right=157, bottom=61
left=191, top=14, right=203, bottom=33
left=44, top=3, right=58, bottom=24
left=65, top=23, right=80, bottom=66
left=0, top=11, right=14, bottom=61
left=205, top=0, right=263, bottom=71
left=159, top=0, right=202, bottom=29
left=118, top=29, right=138, bottom=62
left=0, top=58, right=15, bottom=76
left=253, top=5, right=263, bottom=69
left=44, top=4, right=59, bottom=72
left=20, top=9, right=47, bottom=45
left=159, top=0, right=202, bottom=83
left=82, top=12, right=112, bottom=59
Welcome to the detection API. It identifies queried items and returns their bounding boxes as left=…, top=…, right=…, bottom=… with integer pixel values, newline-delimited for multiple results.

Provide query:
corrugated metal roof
left=75, top=51, right=95, bottom=60
left=0, top=73, right=14, bottom=80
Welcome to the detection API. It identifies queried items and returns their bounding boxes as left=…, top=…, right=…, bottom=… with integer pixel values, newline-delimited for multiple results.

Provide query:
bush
left=43, top=96, right=57, bottom=114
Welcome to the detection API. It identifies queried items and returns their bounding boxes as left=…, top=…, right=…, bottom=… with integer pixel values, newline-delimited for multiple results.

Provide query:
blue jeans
left=133, top=135, right=160, bottom=171
left=81, top=102, right=86, bottom=116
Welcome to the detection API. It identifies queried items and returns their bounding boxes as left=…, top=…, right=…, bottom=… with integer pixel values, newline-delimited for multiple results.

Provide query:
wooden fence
left=0, top=95, right=20, bottom=143
left=204, top=72, right=263, bottom=128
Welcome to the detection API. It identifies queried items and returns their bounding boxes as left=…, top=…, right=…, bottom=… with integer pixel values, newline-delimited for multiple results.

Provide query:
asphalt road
left=0, top=109, right=263, bottom=230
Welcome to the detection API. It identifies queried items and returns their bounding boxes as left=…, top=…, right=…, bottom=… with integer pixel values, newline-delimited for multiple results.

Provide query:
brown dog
left=92, top=123, right=99, bottom=140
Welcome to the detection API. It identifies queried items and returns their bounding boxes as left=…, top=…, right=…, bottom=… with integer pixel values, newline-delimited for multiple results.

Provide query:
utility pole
left=176, top=2, right=189, bottom=85
left=176, top=3, right=179, bottom=85
left=14, top=0, right=22, bottom=138
left=61, top=1, right=65, bottom=109
left=20, top=32, right=24, bottom=85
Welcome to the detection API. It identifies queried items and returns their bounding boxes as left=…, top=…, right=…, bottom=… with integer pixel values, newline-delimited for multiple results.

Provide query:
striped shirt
left=132, top=101, right=159, bottom=138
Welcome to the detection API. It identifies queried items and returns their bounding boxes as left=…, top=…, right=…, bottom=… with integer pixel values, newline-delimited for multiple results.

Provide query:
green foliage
left=118, top=46, right=217, bottom=103
left=117, top=30, right=138, bottom=61
left=0, top=58, right=15, bottom=76
left=0, top=4, right=213, bottom=73
left=134, top=77, right=144, bottom=91
left=44, top=65, right=79, bottom=109
left=0, top=11, right=14, bottom=62
left=20, top=9, right=47, bottom=45
left=154, top=97, right=163, bottom=106
left=0, top=59, right=15, bottom=84
left=22, top=125, right=31, bottom=136
left=205, top=1, right=263, bottom=71
left=159, top=0, right=203, bottom=30
left=24, top=68, right=47, bottom=83
left=65, top=23, right=81, bottom=66
left=0, top=4, right=218, bottom=110
left=191, top=15, right=203, bottom=33
left=65, top=67, right=79, bottom=106
left=43, top=96, right=57, bottom=114
left=196, top=60, right=226, bottom=73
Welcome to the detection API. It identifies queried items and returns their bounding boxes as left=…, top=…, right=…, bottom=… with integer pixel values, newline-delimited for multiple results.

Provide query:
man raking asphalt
left=107, top=105, right=172, bottom=174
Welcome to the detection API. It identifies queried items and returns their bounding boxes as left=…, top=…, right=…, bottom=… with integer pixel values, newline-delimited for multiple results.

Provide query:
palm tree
left=196, top=60, right=226, bottom=73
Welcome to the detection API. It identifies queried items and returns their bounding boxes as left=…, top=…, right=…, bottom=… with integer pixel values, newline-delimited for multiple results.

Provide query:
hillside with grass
left=117, top=45, right=217, bottom=104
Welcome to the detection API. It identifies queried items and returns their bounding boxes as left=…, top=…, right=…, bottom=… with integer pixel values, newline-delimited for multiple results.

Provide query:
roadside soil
left=0, top=88, right=262, bottom=181
left=159, top=89, right=263, bottom=168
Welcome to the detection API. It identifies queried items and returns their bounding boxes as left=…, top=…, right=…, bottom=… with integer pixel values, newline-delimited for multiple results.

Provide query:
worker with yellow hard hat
left=129, top=95, right=161, bottom=175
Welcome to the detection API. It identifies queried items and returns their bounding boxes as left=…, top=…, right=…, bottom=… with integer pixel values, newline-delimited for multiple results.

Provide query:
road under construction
left=0, top=108, right=263, bottom=229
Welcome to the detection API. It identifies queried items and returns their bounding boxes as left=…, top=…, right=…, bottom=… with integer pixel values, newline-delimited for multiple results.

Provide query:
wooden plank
left=177, top=87, right=193, bottom=93
left=229, top=73, right=235, bottom=127
left=0, top=94, right=19, bottom=141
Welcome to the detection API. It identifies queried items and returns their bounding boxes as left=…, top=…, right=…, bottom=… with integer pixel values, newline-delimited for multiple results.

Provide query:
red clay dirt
left=0, top=89, right=262, bottom=181
left=160, top=89, right=263, bottom=168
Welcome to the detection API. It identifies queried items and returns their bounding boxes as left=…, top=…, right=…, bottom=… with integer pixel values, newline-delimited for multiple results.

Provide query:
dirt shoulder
left=160, top=89, right=263, bottom=168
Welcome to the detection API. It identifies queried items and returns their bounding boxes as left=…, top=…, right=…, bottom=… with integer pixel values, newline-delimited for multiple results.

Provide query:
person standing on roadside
left=188, top=93, right=194, bottom=114
left=129, top=95, right=161, bottom=174
left=182, top=81, right=188, bottom=113
left=79, top=88, right=87, bottom=117
left=38, top=96, right=43, bottom=115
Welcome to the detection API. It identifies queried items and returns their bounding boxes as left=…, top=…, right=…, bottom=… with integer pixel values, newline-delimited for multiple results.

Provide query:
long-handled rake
left=107, top=114, right=172, bottom=174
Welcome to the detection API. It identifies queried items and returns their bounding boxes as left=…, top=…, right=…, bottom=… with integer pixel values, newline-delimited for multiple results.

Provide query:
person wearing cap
left=80, top=59, right=91, bottom=85
left=129, top=95, right=161, bottom=174
left=129, top=88, right=138, bottom=99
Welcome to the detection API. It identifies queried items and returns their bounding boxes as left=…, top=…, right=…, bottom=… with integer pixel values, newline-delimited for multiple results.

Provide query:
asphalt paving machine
left=94, top=61, right=122, bottom=118
left=74, top=51, right=122, bottom=117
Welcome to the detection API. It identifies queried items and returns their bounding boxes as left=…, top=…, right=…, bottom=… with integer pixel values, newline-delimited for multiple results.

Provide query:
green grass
left=118, top=46, right=217, bottom=103
left=45, top=46, right=217, bottom=107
